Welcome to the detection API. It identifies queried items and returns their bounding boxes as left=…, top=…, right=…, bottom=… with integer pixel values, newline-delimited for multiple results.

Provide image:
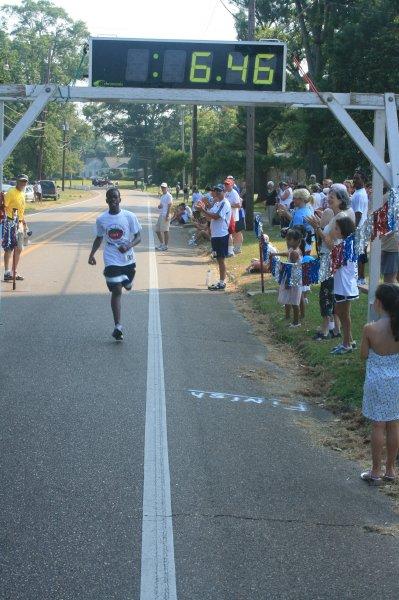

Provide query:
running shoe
left=3, top=272, right=13, bottom=282
left=112, top=328, right=124, bottom=341
left=208, top=282, right=226, bottom=291
left=331, top=345, right=352, bottom=355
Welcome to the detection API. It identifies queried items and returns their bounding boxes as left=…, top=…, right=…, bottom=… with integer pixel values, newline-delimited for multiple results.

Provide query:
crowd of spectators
left=172, top=177, right=245, bottom=291
left=255, top=171, right=399, bottom=355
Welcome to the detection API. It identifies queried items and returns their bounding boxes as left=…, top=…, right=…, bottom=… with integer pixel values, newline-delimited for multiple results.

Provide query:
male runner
left=88, top=187, right=141, bottom=341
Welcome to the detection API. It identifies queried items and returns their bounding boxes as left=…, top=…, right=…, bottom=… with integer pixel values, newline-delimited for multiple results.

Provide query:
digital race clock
left=89, top=38, right=287, bottom=92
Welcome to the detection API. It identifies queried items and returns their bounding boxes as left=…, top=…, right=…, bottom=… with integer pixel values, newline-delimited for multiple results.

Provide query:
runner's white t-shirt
left=225, top=188, right=241, bottom=221
left=96, top=209, right=142, bottom=266
left=351, top=188, right=369, bottom=227
left=159, top=192, right=173, bottom=217
left=209, top=200, right=231, bottom=238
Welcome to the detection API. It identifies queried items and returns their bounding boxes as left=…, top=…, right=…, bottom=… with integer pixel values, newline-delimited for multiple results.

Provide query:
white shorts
left=155, top=215, right=170, bottom=233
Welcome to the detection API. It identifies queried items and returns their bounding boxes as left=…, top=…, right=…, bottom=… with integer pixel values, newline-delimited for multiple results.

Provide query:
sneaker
left=227, top=250, right=235, bottom=257
left=288, top=323, right=301, bottom=328
left=15, top=273, right=24, bottom=281
left=313, top=331, right=329, bottom=341
left=3, top=272, right=13, bottom=282
left=208, top=282, right=226, bottom=291
left=331, top=343, right=343, bottom=353
left=351, top=341, right=357, bottom=350
left=331, top=345, right=352, bottom=355
left=155, top=245, right=164, bottom=251
left=233, top=247, right=242, bottom=254
left=112, top=327, right=124, bottom=341
left=329, top=331, right=342, bottom=339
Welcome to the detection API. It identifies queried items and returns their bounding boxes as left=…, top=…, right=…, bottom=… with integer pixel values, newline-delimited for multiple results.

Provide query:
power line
left=217, top=0, right=239, bottom=20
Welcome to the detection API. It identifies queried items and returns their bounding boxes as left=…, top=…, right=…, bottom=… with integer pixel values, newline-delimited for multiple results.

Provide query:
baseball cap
left=160, top=182, right=168, bottom=188
left=211, top=184, right=224, bottom=192
left=17, top=174, right=29, bottom=182
left=331, top=183, right=348, bottom=194
left=226, top=175, right=234, bottom=180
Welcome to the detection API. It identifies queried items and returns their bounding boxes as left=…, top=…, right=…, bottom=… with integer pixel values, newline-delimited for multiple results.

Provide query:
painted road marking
left=140, top=202, right=177, bottom=599
left=188, top=390, right=308, bottom=412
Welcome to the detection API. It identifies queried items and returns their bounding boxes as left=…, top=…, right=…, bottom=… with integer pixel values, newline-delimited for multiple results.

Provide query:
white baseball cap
left=161, top=182, right=168, bottom=188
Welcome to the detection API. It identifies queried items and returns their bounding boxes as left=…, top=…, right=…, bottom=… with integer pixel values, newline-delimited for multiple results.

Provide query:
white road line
left=140, top=202, right=177, bottom=600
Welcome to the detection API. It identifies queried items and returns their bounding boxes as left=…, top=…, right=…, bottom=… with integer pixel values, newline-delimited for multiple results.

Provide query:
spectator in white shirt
left=224, top=177, right=242, bottom=255
left=196, top=184, right=231, bottom=290
left=155, top=183, right=173, bottom=251
left=351, top=170, right=369, bottom=285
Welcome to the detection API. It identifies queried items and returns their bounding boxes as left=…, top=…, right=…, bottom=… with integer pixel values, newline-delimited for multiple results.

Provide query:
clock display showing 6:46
left=90, top=38, right=287, bottom=92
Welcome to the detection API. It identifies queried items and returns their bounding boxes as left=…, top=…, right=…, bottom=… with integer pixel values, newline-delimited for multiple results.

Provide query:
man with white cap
left=155, top=182, right=173, bottom=251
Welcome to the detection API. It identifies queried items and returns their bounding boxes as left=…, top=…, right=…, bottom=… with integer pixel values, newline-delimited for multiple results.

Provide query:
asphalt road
left=1, top=190, right=398, bottom=600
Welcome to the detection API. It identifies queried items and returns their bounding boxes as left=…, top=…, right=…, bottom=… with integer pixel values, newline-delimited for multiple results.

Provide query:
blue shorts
left=103, top=264, right=136, bottom=291
left=211, top=234, right=229, bottom=258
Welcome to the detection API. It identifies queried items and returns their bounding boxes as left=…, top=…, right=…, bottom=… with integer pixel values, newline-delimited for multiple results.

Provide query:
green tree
left=0, top=0, right=90, bottom=179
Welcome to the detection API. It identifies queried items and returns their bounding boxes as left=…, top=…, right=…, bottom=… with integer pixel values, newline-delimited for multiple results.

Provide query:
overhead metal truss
left=0, top=84, right=398, bottom=313
left=0, top=84, right=398, bottom=186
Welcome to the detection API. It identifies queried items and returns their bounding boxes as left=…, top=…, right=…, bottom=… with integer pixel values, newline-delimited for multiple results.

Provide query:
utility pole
left=181, top=106, right=186, bottom=187
left=191, top=105, right=198, bottom=187
left=61, top=122, right=69, bottom=191
left=245, top=0, right=256, bottom=230
left=0, top=101, right=4, bottom=192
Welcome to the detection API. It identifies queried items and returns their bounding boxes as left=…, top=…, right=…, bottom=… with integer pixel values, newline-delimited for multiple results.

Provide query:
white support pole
left=0, top=86, right=54, bottom=165
left=324, top=93, right=392, bottom=187
left=368, top=110, right=386, bottom=321
left=0, top=101, right=4, bottom=192
left=385, top=93, right=399, bottom=188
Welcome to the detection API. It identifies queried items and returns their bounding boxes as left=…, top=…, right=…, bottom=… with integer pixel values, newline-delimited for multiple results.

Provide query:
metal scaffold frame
left=0, top=84, right=398, bottom=311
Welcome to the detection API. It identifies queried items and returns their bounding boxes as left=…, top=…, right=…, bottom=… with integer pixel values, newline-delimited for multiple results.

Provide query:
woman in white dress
left=360, top=284, right=399, bottom=485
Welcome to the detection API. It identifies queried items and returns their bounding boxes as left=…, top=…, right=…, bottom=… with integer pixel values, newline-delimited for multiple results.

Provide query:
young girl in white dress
left=275, top=228, right=304, bottom=327
left=360, top=283, right=399, bottom=485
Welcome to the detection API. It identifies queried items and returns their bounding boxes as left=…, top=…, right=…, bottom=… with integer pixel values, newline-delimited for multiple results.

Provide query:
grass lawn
left=25, top=189, right=98, bottom=214
left=228, top=219, right=368, bottom=410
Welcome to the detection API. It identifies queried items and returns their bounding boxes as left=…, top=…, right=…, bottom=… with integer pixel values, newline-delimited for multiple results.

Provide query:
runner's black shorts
left=103, top=264, right=136, bottom=291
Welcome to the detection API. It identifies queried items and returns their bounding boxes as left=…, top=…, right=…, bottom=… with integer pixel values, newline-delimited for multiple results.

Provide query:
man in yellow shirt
left=3, top=174, right=28, bottom=282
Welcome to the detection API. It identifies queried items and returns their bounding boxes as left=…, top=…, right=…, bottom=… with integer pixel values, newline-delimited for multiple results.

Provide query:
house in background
left=102, top=156, right=131, bottom=175
left=82, top=157, right=103, bottom=178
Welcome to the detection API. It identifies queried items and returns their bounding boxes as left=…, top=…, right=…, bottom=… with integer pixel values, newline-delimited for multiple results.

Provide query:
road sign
left=89, top=38, right=287, bottom=91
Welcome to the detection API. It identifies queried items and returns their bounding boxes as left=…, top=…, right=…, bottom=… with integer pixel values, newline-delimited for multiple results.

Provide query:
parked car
left=40, top=180, right=60, bottom=200
left=92, top=177, right=113, bottom=187
left=1, top=184, right=12, bottom=193
left=24, top=185, right=35, bottom=202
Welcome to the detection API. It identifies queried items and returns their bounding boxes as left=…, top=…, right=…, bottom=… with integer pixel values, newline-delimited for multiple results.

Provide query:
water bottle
left=206, top=269, right=211, bottom=287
